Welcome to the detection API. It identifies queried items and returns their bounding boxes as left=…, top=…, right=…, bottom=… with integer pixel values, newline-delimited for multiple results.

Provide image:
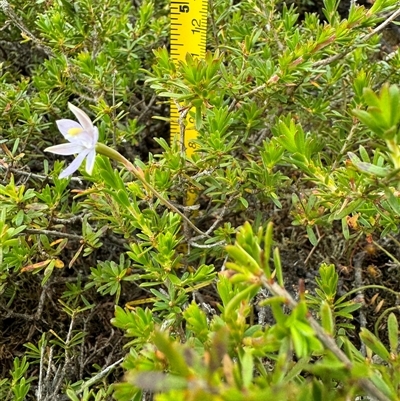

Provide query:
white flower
left=45, top=102, right=99, bottom=179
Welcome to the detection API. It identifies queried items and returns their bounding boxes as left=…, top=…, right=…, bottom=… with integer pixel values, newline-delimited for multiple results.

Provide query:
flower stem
left=96, top=143, right=207, bottom=237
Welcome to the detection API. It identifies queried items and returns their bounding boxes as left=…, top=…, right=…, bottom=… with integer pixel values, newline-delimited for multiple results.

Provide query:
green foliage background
left=1, top=0, right=400, bottom=400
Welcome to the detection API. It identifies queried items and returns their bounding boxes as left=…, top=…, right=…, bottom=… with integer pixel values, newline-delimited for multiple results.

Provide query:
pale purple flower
left=45, top=103, right=99, bottom=179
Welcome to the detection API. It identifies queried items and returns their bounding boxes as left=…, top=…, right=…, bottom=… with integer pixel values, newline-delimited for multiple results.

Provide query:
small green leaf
left=239, top=197, right=249, bottom=208
left=153, top=331, right=189, bottom=376
left=306, top=225, right=318, bottom=246
left=262, top=222, right=274, bottom=278
left=388, top=313, right=398, bottom=355
left=320, top=300, right=334, bottom=335
left=333, top=198, right=363, bottom=220
left=224, top=283, right=260, bottom=319
left=273, top=247, right=284, bottom=286
left=360, top=328, right=390, bottom=362
left=384, top=188, right=400, bottom=215
left=226, top=244, right=262, bottom=275
left=241, top=348, right=254, bottom=388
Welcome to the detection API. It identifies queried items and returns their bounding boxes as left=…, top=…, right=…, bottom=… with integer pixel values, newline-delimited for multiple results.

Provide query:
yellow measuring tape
left=170, top=0, right=208, bottom=186
left=124, top=3, right=209, bottom=310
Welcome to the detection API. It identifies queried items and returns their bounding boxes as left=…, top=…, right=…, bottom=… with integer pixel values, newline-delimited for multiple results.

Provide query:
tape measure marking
left=170, top=0, right=208, bottom=205
left=170, top=0, right=207, bottom=146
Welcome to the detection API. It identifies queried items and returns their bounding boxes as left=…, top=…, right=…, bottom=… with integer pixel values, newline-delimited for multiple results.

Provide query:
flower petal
left=92, top=126, right=99, bottom=145
left=58, top=149, right=90, bottom=179
left=78, top=131, right=97, bottom=148
left=56, top=119, right=96, bottom=147
left=44, top=142, right=86, bottom=155
left=56, top=119, right=84, bottom=142
left=85, top=149, right=96, bottom=175
left=68, top=103, right=94, bottom=133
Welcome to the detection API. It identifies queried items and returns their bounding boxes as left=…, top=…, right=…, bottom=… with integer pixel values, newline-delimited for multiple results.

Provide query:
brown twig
left=313, top=8, right=400, bottom=68
left=0, top=0, right=54, bottom=57
left=24, top=228, right=83, bottom=241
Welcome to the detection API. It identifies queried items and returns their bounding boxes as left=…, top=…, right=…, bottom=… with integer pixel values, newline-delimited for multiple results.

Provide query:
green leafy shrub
left=1, top=0, right=400, bottom=400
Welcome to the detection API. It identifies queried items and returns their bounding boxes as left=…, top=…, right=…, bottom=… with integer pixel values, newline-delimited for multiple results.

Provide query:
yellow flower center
left=68, top=127, right=83, bottom=136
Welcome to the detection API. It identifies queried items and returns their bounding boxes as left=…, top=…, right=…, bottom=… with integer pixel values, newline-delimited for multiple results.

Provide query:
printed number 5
left=179, top=5, right=189, bottom=12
